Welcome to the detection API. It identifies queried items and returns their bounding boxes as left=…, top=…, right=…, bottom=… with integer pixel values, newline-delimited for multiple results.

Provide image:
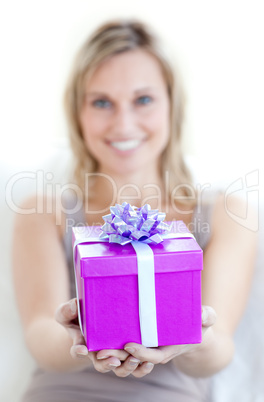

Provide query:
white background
left=0, top=0, right=263, bottom=186
left=0, top=2, right=264, bottom=400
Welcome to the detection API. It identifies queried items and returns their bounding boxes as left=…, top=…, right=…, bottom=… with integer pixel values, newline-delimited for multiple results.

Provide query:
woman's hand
left=55, top=298, right=89, bottom=360
left=121, top=306, right=216, bottom=373
left=55, top=298, right=151, bottom=375
left=96, top=306, right=216, bottom=378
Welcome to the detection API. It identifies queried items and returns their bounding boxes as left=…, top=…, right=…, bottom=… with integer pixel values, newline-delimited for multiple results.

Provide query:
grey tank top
left=22, top=193, right=217, bottom=402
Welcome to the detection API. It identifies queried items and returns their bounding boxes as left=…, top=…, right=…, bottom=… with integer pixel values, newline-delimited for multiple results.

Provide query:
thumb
left=202, top=306, right=217, bottom=327
left=55, top=298, right=78, bottom=326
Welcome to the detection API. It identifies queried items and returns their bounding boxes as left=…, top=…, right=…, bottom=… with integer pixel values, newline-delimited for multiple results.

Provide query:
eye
left=92, top=99, right=112, bottom=109
left=135, top=95, right=153, bottom=105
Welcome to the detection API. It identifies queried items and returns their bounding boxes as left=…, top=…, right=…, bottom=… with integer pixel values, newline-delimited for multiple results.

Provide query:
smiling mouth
left=110, top=139, right=142, bottom=151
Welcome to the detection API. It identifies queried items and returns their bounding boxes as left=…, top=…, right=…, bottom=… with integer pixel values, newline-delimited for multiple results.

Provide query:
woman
left=13, top=20, right=257, bottom=401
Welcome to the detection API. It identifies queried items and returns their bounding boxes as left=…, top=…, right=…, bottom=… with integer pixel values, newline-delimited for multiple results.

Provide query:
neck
left=87, top=164, right=165, bottom=212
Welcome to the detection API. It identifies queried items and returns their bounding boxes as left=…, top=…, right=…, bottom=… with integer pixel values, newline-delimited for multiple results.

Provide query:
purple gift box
left=72, top=219, right=203, bottom=352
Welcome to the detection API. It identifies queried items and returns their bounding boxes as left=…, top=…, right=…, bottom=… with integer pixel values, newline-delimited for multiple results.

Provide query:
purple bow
left=99, top=202, right=170, bottom=245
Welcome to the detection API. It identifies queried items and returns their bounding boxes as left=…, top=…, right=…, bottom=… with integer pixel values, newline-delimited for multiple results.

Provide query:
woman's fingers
left=90, top=353, right=121, bottom=373
left=131, top=361, right=155, bottom=378
left=124, top=343, right=165, bottom=365
left=123, top=343, right=189, bottom=365
left=55, top=298, right=89, bottom=360
left=113, top=356, right=154, bottom=378
left=96, top=349, right=129, bottom=362
left=70, top=343, right=89, bottom=359
left=70, top=329, right=88, bottom=359
left=110, top=355, right=141, bottom=377
left=93, top=350, right=151, bottom=376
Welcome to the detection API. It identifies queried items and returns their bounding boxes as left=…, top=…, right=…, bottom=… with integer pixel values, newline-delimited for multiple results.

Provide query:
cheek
left=147, top=105, right=170, bottom=143
left=79, top=110, right=108, bottom=142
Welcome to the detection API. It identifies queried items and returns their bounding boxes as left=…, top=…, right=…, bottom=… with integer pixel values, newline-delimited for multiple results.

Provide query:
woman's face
left=79, top=49, right=170, bottom=177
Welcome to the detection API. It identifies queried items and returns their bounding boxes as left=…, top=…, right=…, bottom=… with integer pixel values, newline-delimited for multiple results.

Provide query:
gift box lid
left=72, top=221, right=202, bottom=278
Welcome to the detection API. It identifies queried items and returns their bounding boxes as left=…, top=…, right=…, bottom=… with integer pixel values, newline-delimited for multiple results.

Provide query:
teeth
left=111, top=139, right=141, bottom=151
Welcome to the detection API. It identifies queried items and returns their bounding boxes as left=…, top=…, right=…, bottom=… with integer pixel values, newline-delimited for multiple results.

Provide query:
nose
left=112, top=104, right=135, bottom=138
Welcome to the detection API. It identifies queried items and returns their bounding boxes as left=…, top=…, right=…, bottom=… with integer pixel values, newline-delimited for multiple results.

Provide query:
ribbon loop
left=100, top=202, right=171, bottom=245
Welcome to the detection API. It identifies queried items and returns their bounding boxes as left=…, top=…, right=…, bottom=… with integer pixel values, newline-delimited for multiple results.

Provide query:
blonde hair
left=64, top=19, right=194, bottom=206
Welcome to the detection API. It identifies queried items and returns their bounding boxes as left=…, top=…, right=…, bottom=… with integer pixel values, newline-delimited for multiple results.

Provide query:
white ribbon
left=73, top=232, right=195, bottom=346
left=131, top=241, right=157, bottom=346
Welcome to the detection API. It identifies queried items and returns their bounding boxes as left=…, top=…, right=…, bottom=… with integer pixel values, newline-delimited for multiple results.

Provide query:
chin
left=106, top=162, right=145, bottom=177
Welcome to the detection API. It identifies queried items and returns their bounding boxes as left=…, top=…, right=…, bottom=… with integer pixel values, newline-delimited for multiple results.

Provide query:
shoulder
left=13, top=194, right=66, bottom=240
left=210, top=192, right=258, bottom=246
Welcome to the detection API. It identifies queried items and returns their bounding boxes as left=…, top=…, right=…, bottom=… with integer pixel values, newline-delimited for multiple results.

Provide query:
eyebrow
left=134, top=86, right=157, bottom=94
left=85, top=87, right=157, bottom=97
left=84, top=92, right=108, bottom=98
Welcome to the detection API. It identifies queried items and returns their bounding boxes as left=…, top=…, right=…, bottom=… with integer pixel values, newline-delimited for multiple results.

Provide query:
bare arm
left=122, top=194, right=257, bottom=377
left=12, top=196, right=93, bottom=372
left=12, top=196, right=138, bottom=374
left=172, top=194, right=257, bottom=376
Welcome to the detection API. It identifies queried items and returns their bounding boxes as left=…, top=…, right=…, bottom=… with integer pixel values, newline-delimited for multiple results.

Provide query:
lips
left=110, top=139, right=142, bottom=151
